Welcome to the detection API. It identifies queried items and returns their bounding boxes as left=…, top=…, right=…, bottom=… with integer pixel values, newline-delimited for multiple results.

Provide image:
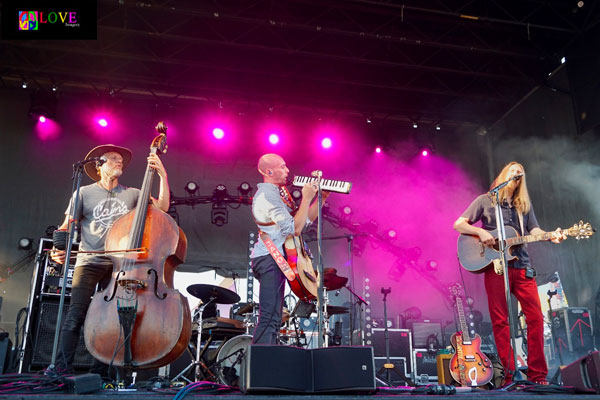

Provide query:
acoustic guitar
left=457, top=221, right=594, bottom=273
left=284, top=235, right=319, bottom=301
left=448, top=283, right=493, bottom=387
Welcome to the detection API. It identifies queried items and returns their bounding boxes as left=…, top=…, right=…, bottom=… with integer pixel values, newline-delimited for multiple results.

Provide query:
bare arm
left=453, top=217, right=495, bottom=246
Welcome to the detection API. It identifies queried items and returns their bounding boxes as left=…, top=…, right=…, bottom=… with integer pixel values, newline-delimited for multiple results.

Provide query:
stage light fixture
left=211, top=203, right=228, bottom=227
left=412, top=122, right=418, bottom=129
left=97, top=118, right=108, bottom=127
left=268, top=133, right=279, bottom=145
left=213, top=128, right=225, bottom=139
left=341, top=205, right=353, bottom=216
left=375, top=147, right=382, bottom=153
left=386, top=229, right=397, bottom=240
left=18, top=237, right=33, bottom=251
left=435, top=124, right=441, bottom=131
left=321, top=137, right=332, bottom=149
left=184, top=181, right=199, bottom=195
left=421, top=148, right=430, bottom=157
left=213, top=184, right=228, bottom=198
left=52, top=85, right=58, bottom=92
left=561, top=56, right=566, bottom=64
left=39, top=115, right=47, bottom=123
left=22, top=81, right=28, bottom=89
left=366, top=115, right=372, bottom=124
left=237, top=182, right=253, bottom=196
left=426, top=260, right=438, bottom=271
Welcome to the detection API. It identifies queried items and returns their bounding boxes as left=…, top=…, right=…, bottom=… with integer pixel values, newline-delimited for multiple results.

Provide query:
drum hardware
left=215, top=334, right=252, bottom=386
left=171, top=284, right=241, bottom=383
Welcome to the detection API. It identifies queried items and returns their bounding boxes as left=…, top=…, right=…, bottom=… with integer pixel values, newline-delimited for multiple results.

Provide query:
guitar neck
left=456, top=298, right=471, bottom=343
left=506, top=229, right=561, bottom=246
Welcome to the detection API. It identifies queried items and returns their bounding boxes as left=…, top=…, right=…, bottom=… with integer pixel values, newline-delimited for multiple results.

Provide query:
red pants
left=484, top=267, right=548, bottom=382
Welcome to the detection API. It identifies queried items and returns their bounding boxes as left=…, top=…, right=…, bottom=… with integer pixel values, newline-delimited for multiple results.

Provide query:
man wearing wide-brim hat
left=47, top=144, right=170, bottom=375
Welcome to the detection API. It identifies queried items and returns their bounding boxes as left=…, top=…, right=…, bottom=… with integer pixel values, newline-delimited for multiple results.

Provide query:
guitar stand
left=376, top=287, right=415, bottom=387
left=546, top=289, right=565, bottom=385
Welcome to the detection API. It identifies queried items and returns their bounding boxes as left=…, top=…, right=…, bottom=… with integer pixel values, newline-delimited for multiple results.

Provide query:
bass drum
left=216, top=334, right=253, bottom=386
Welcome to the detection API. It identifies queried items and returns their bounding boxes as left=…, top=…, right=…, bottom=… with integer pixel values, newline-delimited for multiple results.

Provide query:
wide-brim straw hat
left=84, top=144, right=132, bottom=181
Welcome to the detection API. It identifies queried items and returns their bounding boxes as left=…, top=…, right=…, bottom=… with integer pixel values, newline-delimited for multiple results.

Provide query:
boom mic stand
left=489, top=175, right=523, bottom=382
left=49, top=157, right=97, bottom=371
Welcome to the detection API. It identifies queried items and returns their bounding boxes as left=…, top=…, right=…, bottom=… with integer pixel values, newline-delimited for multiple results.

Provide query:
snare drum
left=216, top=334, right=253, bottom=386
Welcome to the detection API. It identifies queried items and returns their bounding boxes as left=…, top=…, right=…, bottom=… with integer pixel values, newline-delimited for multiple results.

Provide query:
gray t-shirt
left=66, top=183, right=140, bottom=266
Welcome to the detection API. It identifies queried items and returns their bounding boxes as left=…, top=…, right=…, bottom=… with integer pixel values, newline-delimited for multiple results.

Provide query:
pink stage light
left=268, top=133, right=280, bottom=145
left=213, top=128, right=225, bottom=139
left=38, top=115, right=47, bottom=123
left=97, top=118, right=108, bottom=128
left=421, top=149, right=429, bottom=156
left=321, top=137, right=332, bottom=149
left=375, top=146, right=382, bottom=153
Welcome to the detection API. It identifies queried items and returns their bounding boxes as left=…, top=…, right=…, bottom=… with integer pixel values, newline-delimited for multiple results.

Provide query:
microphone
left=311, top=170, right=322, bottom=178
left=82, top=156, right=108, bottom=165
left=511, top=173, right=524, bottom=181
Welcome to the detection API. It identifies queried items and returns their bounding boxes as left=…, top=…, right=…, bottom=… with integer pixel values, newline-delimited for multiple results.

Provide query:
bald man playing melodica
left=249, top=154, right=329, bottom=344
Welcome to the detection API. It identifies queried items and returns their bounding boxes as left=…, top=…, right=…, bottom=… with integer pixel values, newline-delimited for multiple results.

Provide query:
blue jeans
left=251, top=255, right=286, bottom=344
left=56, top=263, right=112, bottom=372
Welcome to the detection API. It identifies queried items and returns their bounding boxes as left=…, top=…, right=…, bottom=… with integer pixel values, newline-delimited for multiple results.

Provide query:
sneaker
left=43, top=365, right=74, bottom=376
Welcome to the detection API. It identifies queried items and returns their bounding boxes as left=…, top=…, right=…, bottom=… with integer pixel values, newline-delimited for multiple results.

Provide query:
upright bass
left=84, top=122, right=191, bottom=368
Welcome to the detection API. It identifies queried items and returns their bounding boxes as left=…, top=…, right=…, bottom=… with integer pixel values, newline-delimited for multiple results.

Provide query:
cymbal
left=326, top=305, right=349, bottom=315
left=186, top=284, right=240, bottom=304
left=323, top=271, right=348, bottom=291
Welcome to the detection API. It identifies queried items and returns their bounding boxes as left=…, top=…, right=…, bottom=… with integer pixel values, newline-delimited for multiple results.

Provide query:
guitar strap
left=517, top=209, right=527, bottom=247
left=253, top=185, right=299, bottom=281
left=495, top=208, right=527, bottom=275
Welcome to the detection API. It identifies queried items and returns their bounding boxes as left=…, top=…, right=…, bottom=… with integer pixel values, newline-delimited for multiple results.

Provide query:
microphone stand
left=314, top=173, right=328, bottom=348
left=49, top=158, right=95, bottom=370
left=306, top=233, right=368, bottom=345
left=489, top=175, right=522, bottom=382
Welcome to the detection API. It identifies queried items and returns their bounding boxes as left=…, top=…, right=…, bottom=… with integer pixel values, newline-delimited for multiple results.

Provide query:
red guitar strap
left=253, top=185, right=298, bottom=281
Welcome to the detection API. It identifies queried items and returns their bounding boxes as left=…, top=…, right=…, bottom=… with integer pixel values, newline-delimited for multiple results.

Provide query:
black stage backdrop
left=0, top=82, right=598, bottom=346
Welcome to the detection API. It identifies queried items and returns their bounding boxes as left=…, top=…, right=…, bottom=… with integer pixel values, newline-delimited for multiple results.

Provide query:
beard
left=107, top=167, right=123, bottom=180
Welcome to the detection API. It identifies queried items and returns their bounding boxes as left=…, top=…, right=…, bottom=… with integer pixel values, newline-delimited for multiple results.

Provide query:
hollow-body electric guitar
left=448, top=283, right=493, bottom=387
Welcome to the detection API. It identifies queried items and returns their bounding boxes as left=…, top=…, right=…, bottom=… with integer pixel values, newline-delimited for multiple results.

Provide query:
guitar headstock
left=448, top=283, right=464, bottom=299
left=150, top=121, right=168, bottom=155
left=566, top=221, right=595, bottom=240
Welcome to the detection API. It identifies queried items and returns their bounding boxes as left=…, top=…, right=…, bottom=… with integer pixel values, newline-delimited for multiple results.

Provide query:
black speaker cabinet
left=241, top=345, right=375, bottom=393
left=312, top=346, right=375, bottom=392
left=562, top=350, right=600, bottom=393
left=0, top=334, right=12, bottom=374
left=30, top=300, right=94, bottom=369
left=241, top=345, right=310, bottom=392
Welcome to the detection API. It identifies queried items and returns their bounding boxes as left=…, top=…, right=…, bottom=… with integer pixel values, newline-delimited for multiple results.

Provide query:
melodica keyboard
left=292, top=176, right=352, bottom=194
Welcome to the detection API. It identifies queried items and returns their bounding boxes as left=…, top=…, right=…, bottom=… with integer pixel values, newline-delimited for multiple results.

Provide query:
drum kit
left=174, top=268, right=350, bottom=386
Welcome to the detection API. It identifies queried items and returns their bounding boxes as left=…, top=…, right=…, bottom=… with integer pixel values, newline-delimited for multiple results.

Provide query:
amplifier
left=408, top=320, right=443, bottom=348
left=413, top=349, right=438, bottom=382
left=551, top=307, right=594, bottom=364
left=368, top=328, right=413, bottom=374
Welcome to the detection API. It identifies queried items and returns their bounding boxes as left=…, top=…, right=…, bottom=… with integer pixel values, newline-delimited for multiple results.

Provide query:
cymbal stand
left=171, top=298, right=215, bottom=383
